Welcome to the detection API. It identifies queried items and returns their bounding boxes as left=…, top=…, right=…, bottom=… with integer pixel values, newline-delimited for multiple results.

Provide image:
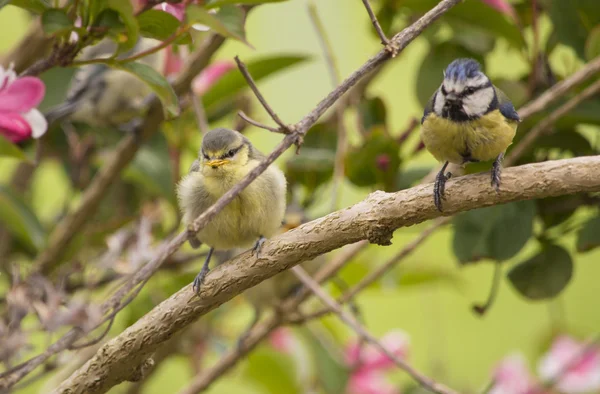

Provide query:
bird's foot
left=491, top=153, right=504, bottom=193
left=384, top=41, right=400, bottom=57
left=192, top=248, right=214, bottom=296
left=251, top=236, right=266, bottom=258
left=433, top=169, right=452, bottom=212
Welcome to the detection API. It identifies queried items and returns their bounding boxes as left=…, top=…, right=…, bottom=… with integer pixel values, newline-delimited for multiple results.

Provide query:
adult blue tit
left=420, top=58, right=520, bottom=211
left=176, top=128, right=287, bottom=295
left=44, top=37, right=165, bottom=127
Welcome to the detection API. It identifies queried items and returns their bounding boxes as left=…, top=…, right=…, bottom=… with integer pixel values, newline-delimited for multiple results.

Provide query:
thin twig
left=237, top=111, right=283, bottom=133
left=291, top=265, right=458, bottom=394
left=234, top=56, right=290, bottom=132
left=360, top=0, right=390, bottom=45
left=307, top=1, right=347, bottom=212
left=506, top=78, right=600, bottom=164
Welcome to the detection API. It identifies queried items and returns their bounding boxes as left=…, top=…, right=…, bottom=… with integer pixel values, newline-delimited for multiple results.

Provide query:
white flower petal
left=22, top=109, right=48, bottom=139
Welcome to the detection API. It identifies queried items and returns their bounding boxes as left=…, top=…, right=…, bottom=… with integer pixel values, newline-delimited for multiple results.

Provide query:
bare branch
left=190, top=94, right=209, bottom=136
left=237, top=111, right=284, bottom=133
left=291, top=265, right=457, bottom=394
left=360, top=0, right=390, bottom=46
left=49, top=156, right=600, bottom=394
left=234, top=56, right=290, bottom=133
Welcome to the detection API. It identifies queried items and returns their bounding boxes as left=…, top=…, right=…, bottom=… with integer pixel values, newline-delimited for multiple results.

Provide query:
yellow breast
left=421, top=110, right=518, bottom=164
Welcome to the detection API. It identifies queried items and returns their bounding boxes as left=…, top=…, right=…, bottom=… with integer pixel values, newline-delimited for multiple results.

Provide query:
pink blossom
left=347, top=370, right=400, bottom=394
left=0, top=65, right=47, bottom=143
left=489, top=353, right=538, bottom=394
left=481, top=0, right=517, bottom=20
left=163, top=46, right=184, bottom=78
left=345, top=330, right=410, bottom=373
left=269, top=327, right=296, bottom=354
left=157, top=2, right=186, bottom=21
left=191, top=61, right=235, bottom=96
left=538, top=336, right=600, bottom=393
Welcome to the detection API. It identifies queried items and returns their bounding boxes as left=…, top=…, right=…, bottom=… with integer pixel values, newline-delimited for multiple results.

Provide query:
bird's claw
left=251, top=236, right=266, bottom=258
left=491, top=154, right=504, bottom=193
left=433, top=170, right=452, bottom=212
left=192, top=267, right=209, bottom=296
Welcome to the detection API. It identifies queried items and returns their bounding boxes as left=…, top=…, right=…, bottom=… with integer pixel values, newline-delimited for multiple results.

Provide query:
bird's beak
left=205, top=159, right=230, bottom=168
left=445, top=93, right=459, bottom=102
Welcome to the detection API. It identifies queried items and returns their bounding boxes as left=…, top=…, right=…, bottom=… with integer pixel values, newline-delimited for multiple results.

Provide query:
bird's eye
left=464, top=87, right=475, bottom=94
left=227, top=149, right=236, bottom=157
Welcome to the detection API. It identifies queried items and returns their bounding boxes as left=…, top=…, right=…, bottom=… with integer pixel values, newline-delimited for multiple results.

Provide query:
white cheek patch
left=465, top=74, right=488, bottom=88
left=462, top=86, right=494, bottom=117
left=433, top=90, right=445, bottom=115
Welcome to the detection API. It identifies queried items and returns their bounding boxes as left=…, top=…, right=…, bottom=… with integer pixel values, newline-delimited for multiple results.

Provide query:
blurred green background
left=1, top=0, right=599, bottom=393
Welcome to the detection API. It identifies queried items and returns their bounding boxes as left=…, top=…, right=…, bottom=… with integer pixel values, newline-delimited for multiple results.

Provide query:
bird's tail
left=44, top=102, right=78, bottom=125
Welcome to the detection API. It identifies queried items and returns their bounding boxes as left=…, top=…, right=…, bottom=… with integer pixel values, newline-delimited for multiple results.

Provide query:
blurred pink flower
left=347, top=370, right=400, bottom=394
left=192, top=61, right=235, bottom=96
left=489, top=353, right=539, bottom=394
left=134, top=0, right=186, bottom=21
left=269, top=327, right=296, bottom=354
left=345, top=330, right=410, bottom=373
left=538, top=336, right=600, bottom=394
left=0, top=65, right=47, bottom=143
left=164, top=46, right=184, bottom=78
left=481, top=0, right=517, bottom=20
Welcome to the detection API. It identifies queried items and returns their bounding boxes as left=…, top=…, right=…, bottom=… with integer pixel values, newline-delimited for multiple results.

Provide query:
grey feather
left=494, top=86, right=520, bottom=122
left=421, top=89, right=438, bottom=124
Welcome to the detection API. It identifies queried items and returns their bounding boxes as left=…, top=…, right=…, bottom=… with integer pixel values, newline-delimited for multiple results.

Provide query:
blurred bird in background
left=421, top=58, right=521, bottom=211
left=44, top=37, right=166, bottom=128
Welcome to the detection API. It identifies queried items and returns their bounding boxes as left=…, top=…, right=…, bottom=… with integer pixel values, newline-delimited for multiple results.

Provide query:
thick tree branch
left=53, top=156, right=600, bottom=393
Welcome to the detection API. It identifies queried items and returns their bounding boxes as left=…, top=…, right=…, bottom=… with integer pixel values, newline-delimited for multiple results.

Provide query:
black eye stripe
left=220, top=144, right=244, bottom=159
left=459, top=81, right=492, bottom=97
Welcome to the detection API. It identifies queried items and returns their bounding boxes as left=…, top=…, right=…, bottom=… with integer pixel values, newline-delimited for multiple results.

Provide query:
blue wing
left=494, top=86, right=520, bottom=122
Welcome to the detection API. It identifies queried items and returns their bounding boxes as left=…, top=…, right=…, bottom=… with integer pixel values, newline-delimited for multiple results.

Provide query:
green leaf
left=585, top=25, right=600, bottom=61
left=391, top=267, right=465, bottom=290
left=202, top=55, right=310, bottom=109
left=0, top=0, right=9, bottom=10
left=401, top=0, right=525, bottom=49
left=204, top=0, right=287, bottom=9
left=244, top=347, right=301, bottom=394
left=416, top=41, right=485, bottom=108
left=536, top=195, right=581, bottom=230
left=576, top=215, right=600, bottom=252
left=138, top=9, right=181, bottom=40
left=534, top=129, right=594, bottom=156
left=453, top=200, right=536, bottom=264
left=186, top=4, right=248, bottom=45
left=508, top=244, right=573, bottom=300
left=544, top=0, right=600, bottom=59
left=107, top=0, right=139, bottom=51
left=7, top=0, right=49, bottom=13
left=215, top=5, right=248, bottom=44
left=357, top=96, right=387, bottom=132
left=300, top=328, right=350, bottom=394
left=123, top=132, right=175, bottom=204
left=345, top=127, right=401, bottom=191
left=0, top=185, right=46, bottom=251
left=0, top=135, right=29, bottom=161
left=113, top=61, right=179, bottom=116
left=41, top=8, right=73, bottom=34
left=93, top=8, right=125, bottom=31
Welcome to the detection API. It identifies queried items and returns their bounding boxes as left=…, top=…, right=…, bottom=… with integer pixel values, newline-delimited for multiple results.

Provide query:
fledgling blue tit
left=44, top=37, right=165, bottom=127
left=421, top=58, right=521, bottom=211
left=176, top=128, right=287, bottom=295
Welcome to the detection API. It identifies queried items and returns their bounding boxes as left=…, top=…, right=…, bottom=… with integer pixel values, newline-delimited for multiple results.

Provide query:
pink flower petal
left=481, top=0, right=517, bottom=19
left=347, top=370, right=400, bottom=394
left=164, top=45, right=184, bottom=78
left=192, top=61, right=235, bottom=96
left=0, top=113, right=32, bottom=143
left=0, top=77, right=46, bottom=113
left=489, top=353, right=537, bottom=394
left=538, top=336, right=600, bottom=394
left=345, top=330, right=410, bottom=373
left=156, top=3, right=185, bottom=21
left=269, top=327, right=295, bottom=354
left=22, top=109, right=48, bottom=139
